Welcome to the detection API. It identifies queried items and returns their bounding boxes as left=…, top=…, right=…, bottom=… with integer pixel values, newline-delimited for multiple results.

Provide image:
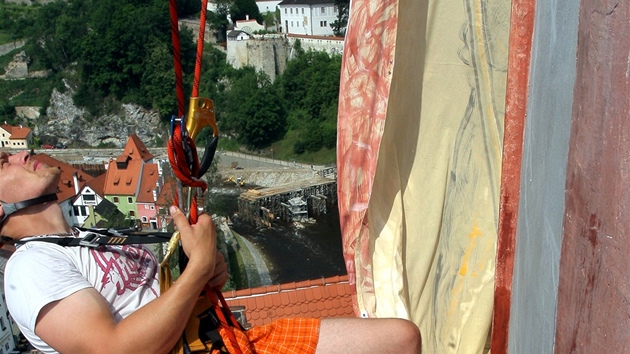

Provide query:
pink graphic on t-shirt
left=91, top=245, right=158, bottom=296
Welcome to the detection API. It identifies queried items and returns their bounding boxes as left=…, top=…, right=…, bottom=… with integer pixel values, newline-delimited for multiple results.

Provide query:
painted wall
left=555, top=0, right=630, bottom=350
left=507, top=0, right=580, bottom=350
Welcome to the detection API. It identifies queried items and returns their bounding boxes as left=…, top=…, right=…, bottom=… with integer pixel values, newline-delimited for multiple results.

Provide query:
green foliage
left=0, top=2, right=38, bottom=42
left=231, top=0, right=262, bottom=23
left=222, top=67, right=286, bottom=149
left=207, top=0, right=230, bottom=42
left=1, top=0, right=198, bottom=117
left=293, top=140, right=305, bottom=155
left=261, top=11, right=276, bottom=29
left=0, top=78, right=53, bottom=107
left=331, top=0, right=350, bottom=37
left=177, top=0, right=202, bottom=18
left=278, top=49, right=341, bottom=120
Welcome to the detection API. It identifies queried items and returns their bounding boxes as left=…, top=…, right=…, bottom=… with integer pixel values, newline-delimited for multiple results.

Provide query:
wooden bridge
left=237, top=176, right=337, bottom=226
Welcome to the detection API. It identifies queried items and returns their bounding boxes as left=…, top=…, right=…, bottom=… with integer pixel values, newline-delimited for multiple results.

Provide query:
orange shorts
left=218, top=318, right=321, bottom=354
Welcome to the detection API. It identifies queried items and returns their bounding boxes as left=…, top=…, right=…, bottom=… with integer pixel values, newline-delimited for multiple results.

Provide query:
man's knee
left=393, top=319, right=421, bottom=353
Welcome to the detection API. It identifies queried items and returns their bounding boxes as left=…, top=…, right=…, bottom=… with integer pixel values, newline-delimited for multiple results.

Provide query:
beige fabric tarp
left=337, top=0, right=509, bottom=352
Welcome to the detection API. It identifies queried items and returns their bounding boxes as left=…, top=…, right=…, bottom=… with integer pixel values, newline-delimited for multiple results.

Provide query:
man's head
left=0, top=151, right=62, bottom=234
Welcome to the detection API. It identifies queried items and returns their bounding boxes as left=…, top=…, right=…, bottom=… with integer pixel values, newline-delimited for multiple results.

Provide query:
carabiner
left=186, top=97, right=219, bottom=178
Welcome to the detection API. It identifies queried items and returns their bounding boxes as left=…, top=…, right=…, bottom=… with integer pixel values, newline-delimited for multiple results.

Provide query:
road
left=33, top=147, right=322, bottom=171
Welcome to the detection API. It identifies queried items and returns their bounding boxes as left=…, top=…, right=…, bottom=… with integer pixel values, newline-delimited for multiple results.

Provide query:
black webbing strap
left=16, top=229, right=172, bottom=248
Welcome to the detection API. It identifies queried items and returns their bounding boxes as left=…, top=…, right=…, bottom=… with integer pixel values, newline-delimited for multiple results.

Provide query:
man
left=1, top=150, right=421, bottom=353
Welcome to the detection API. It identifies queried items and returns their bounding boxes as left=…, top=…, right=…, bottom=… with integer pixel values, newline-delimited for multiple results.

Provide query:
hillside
left=0, top=0, right=340, bottom=164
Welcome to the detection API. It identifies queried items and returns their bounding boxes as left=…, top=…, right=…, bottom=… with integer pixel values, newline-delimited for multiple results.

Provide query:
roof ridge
left=223, top=274, right=349, bottom=299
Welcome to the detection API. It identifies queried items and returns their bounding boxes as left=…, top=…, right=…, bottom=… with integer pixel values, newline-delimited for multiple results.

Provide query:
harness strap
left=0, top=193, right=58, bottom=224
left=15, top=230, right=171, bottom=248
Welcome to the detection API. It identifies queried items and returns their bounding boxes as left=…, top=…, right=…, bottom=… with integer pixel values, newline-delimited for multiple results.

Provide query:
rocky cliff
left=40, top=85, right=165, bottom=148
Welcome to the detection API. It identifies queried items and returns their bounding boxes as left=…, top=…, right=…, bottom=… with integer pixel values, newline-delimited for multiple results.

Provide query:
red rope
left=193, top=0, right=209, bottom=97
left=167, top=3, right=243, bottom=353
left=168, top=0, right=185, bottom=117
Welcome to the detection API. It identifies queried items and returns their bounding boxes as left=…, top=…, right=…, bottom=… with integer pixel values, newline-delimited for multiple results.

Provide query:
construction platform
left=237, top=176, right=337, bottom=226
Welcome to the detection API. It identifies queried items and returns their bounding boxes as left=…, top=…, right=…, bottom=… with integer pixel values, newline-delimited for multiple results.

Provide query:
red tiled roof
left=122, top=134, right=154, bottom=162
left=32, top=154, right=93, bottom=203
left=156, top=178, right=176, bottom=207
left=0, top=124, right=32, bottom=139
left=223, top=275, right=355, bottom=328
left=136, top=164, right=159, bottom=203
left=9, top=126, right=31, bottom=139
left=103, top=159, right=143, bottom=196
left=85, top=173, right=107, bottom=196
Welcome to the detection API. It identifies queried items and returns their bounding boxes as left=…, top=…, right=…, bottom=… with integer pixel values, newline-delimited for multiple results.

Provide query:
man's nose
left=8, top=150, right=29, bottom=165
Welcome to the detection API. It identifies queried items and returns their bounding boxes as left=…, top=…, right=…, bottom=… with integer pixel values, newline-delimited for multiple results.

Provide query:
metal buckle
left=79, top=233, right=102, bottom=248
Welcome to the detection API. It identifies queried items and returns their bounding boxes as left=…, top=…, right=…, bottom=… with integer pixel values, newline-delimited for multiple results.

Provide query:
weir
left=237, top=177, right=337, bottom=226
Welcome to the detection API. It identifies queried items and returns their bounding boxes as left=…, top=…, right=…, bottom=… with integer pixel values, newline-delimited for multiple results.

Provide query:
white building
left=0, top=294, right=17, bottom=354
left=278, top=0, right=337, bottom=36
left=234, top=16, right=266, bottom=34
left=73, top=175, right=105, bottom=227
left=0, top=256, right=18, bottom=354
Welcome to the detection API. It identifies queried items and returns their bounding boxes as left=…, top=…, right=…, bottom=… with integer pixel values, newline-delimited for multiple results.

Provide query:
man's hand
left=208, top=251, right=229, bottom=290
left=170, top=206, right=216, bottom=283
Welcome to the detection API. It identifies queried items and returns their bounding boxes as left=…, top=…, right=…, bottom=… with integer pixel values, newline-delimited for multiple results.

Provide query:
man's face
left=0, top=151, right=61, bottom=205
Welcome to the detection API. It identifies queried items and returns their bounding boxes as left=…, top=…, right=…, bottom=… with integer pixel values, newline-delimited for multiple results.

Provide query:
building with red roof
left=74, top=173, right=107, bottom=227
left=0, top=124, right=33, bottom=149
left=31, top=153, right=93, bottom=227
left=102, top=135, right=161, bottom=229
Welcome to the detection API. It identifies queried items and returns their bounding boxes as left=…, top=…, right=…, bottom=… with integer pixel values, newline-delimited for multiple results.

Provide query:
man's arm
left=35, top=206, right=216, bottom=354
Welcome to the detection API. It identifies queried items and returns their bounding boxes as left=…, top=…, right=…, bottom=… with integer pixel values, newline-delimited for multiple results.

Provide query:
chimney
left=73, top=172, right=80, bottom=195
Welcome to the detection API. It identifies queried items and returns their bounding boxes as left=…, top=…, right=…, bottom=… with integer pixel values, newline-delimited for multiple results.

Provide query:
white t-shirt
left=4, top=234, right=160, bottom=354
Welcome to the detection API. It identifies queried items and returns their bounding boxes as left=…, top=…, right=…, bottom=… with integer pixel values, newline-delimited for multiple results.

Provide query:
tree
left=223, top=67, right=286, bottom=149
left=231, top=0, right=262, bottom=24
left=330, top=0, right=350, bottom=37
left=141, top=39, right=178, bottom=117
left=177, top=0, right=202, bottom=18
left=207, top=0, right=231, bottom=43
left=25, top=0, right=87, bottom=71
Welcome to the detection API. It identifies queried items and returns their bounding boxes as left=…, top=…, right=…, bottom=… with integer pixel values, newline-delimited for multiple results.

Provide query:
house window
left=284, top=8, right=287, bottom=14
left=129, top=211, right=135, bottom=217
left=0, top=317, right=5, bottom=331
left=128, top=197, right=133, bottom=203
left=73, top=206, right=79, bottom=216
left=321, top=7, right=325, bottom=13
left=150, top=205, right=155, bottom=210
left=334, top=5, right=338, bottom=13
left=113, top=196, right=119, bottom=203
left=84, top=194, right=96, bottom=201
left=301, top=8, right=304, bottom=14
left=141, top=216, right=148, bottom=222
left=290, top=8, right=292, bottom=14
left=291, top=21, right=294, bottom=27
left=144, top=204, right=149, bottom=210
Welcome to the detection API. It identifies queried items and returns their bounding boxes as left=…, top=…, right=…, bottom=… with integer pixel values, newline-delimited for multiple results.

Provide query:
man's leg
left=316, top=318, right=421, bottom=354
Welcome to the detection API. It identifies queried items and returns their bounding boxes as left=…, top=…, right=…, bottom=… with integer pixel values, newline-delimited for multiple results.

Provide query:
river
left=208, top=184, right=347, bottom=286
